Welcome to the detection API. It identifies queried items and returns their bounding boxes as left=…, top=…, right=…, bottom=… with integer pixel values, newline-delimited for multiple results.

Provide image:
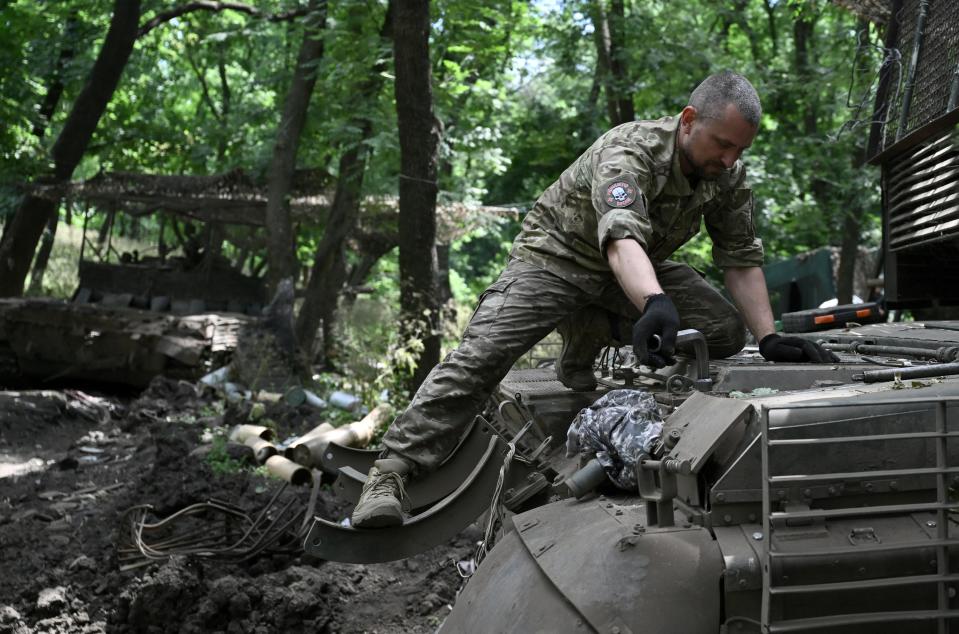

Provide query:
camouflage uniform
left=382, top=115, right=764, bottom=473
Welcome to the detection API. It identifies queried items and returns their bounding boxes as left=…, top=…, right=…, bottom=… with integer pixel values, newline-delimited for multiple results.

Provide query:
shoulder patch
left=604, top=180, right=637, bottom=208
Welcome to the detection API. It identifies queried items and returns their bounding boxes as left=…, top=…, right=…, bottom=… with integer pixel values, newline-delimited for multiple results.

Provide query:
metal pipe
left=948, top=58, right=959, bottom=111
left=861, top=361, right=959, bottom=383
left=824, top=342, right=959, bottom=362
left=563, top=458, right=608, bottom=499
left=896, top=0, right=930, bottom=140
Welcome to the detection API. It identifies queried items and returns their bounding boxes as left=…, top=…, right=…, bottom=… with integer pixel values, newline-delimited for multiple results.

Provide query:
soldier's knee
left=706, top=312, right=747, bottom=359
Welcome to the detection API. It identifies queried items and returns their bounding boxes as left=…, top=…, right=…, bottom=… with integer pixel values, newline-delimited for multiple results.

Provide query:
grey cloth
left=565, top=389, right=664, bottom=489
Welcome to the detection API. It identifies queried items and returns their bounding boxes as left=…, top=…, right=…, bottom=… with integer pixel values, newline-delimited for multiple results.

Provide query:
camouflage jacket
left=509, top=115, right=764, bottom=292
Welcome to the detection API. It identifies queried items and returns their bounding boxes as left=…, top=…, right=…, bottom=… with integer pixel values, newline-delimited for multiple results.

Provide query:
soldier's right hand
left=632, top=293, right=680, bottom=369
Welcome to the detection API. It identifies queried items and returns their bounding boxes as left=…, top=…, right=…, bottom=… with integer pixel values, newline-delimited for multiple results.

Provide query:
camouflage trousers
left=382, top=257, right=746, bottom=473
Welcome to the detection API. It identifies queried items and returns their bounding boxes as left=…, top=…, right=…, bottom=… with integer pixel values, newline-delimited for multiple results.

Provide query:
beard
left=679, top=141, right=725, bottom=182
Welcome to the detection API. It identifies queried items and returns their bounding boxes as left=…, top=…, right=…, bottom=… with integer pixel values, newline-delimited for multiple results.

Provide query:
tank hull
left=441, top=497, right=723, bottom=634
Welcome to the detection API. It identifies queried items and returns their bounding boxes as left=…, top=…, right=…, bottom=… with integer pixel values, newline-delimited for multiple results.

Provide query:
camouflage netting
left=26, top=169, right=520, bottom=240
left=565, top=389, right=664, bottom=490
left=832, top=0, right=892, bottom=25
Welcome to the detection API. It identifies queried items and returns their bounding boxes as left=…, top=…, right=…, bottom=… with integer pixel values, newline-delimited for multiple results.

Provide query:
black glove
left=759, top=333, right=839, bottom=363
left=632, top=294, right=679, bottom=369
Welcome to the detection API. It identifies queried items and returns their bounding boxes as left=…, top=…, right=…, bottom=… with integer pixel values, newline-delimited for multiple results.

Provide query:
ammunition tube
left=291, top=405, right=391, bottom=467
left=230, top=424, right=275, bottom=443
left=266, top=455, right=313, bottom=486
left=292, top=427, right=356, bottom=467
left=244, top=436, right=278, bottom=464
left=284, top=422, right=334, bottom=459
left=284, top=387, right=328, bottom=409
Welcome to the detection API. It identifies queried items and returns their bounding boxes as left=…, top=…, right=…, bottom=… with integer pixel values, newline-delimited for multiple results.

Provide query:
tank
left=438, top=329, right=959, bottom=634
left=303, top=3, right=959, bottom=631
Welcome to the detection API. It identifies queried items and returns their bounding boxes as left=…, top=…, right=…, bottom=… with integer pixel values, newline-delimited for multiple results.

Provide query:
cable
left=118, top=476, right=321, bottom=569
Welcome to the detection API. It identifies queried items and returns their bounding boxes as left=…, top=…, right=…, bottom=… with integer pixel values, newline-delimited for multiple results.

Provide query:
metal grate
left=885, top=128, right=959, bottom=251
left=761, top=396, right=959, bottom=633
left=879, top=0, right=959, bottom=150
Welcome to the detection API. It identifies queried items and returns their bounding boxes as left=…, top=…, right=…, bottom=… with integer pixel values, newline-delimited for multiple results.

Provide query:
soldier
left=351, top=71, right=837, bottom=528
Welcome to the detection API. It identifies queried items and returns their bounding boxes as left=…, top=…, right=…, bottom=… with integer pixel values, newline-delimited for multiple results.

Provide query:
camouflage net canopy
left=28, top=169, right=520, bottom=242
left=833, top=0, right=892, bottom=25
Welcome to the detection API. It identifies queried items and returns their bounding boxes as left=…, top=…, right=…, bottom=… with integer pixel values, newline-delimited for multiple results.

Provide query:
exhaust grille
left=886, top=128, right=959, bottom=251
left=760, top=396, right=959, bottom=632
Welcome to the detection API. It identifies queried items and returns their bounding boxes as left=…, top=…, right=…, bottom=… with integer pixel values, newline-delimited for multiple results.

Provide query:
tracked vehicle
left=306, top=2, right=959, bottom=631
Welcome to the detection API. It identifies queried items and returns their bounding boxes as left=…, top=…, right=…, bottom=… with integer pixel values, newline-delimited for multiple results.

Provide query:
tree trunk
left=26, top=210, right=59, bottom=296
left=589, top=1, right=633, bottom=126
left=836, top=203, right=864, bottom=305
left=25, top=16, right=78, bottom=297
left=793, top=12, right=818, bottom=136
left=32, top=12, right=78, bottom=139
left=342, top=230, right=398, bottom=311
left=607, top=0, right=633, bottom=123
left=589, top=2, right=619, bottom=126
left=158, top=214, right=168, bottom=263
left=0, top=0, right=141, bottom=297
left=264, top=0, right=327, bottom=294
left=436, top=242, right=452, bottom=305
left=97, top=208, right=116, bottom=244
left=836, top=19, right=873, bottom=305
left=318, top=243, right=348, bottom=364
left=295, top=137, right=370, bottom=349
left=762, top=0, right=778, bottom=55
left=393, top=0, right=442, bottom=395
left=295, top=1, right=394, bottom=351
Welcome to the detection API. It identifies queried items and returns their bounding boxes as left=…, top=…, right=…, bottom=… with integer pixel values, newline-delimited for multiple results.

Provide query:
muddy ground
left=0, top=378, right=477, bottom=633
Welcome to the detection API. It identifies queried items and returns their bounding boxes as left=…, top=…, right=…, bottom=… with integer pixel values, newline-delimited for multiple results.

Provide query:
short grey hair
left=688, top=72, right=762, bottom=126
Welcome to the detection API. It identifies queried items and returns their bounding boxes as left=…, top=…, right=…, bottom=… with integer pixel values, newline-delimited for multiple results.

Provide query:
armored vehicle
left=305, top=2, right=959, bottom=631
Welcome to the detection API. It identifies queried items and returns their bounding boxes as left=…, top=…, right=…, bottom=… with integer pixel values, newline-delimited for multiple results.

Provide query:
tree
left=26, top=12, right=79, bottom=295
left=0, top=0, right=141, bottom=297
left=295, top=1, right=395, bottom=358
left=589, top=0, right=633, bottom=126
left=264, top=0, right=328, bottom=294
left=393, top=0, right=442, bottom=394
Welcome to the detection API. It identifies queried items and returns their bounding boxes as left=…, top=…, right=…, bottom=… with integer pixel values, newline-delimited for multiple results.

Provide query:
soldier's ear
left=679, top=106, right=697, bottom=133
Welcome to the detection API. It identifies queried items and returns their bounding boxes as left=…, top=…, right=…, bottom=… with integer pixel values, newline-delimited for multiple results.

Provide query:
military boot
left=350, top=457, right=412, bottom=529
left=555, top=308, right=609, bottom=391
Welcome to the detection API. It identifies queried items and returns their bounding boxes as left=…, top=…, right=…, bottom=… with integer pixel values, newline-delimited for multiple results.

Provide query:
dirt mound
left=0, top=378, right=475, bottom=633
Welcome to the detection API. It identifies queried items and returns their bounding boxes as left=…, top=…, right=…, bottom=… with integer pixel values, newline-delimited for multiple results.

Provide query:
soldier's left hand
left=759, top=334, right=839, bottom=363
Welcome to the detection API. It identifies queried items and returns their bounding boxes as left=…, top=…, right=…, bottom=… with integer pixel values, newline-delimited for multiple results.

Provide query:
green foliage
left=206, top=430, right=244, bottom=475
left=449, top=214, right=519, bottom=298
left=0, top=0, right=888, bottom=397
left=323, top=296, right=411, bottom=412
left=480, top=0, right=883, bottom=264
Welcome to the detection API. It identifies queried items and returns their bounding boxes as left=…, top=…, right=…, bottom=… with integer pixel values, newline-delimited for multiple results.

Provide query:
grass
left=206, top=430, right=246, bottom=475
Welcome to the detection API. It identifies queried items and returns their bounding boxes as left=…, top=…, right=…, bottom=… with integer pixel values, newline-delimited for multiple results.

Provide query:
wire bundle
left=118, top=476, right=321, bottom=571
